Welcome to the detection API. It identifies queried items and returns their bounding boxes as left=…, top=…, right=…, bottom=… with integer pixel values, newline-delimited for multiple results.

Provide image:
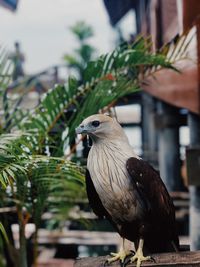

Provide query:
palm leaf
left=21, top=155, right=85, bottom=227
left=0, top=222, right=9, bottom=244
left=6, top=35, right=190, bottom=157
left=0, top=34, right=192, bottom=187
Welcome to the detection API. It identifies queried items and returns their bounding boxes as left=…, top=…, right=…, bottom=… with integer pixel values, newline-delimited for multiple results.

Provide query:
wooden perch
left=74, top=250, right=200, bottom=267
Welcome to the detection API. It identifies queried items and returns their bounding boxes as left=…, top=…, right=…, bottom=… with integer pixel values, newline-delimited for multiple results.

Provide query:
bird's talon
left=105, top=249, right=132, bottom=266
left=150, top=256, right=156, bottom=263
left=110, top=252, right=117, bottom=257
left=103, top=259, right=110, bottom=266
left=130, top=254, right=151, bottom=267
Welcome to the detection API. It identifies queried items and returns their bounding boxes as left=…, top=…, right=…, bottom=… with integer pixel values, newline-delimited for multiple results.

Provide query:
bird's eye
left=91, top=120, right=100, bottom=127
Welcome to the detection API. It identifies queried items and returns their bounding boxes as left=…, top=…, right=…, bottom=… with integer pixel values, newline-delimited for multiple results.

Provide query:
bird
left=76, top=114, right=179, bottom=267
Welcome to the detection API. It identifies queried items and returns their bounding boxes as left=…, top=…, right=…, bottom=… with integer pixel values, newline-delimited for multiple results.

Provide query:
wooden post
left=74, top=250, right=200, bottom=267
left=141, top=93, right=158, bottom=165
left=188, top=112, right=200, bottom=250
left=156, top=101, right=181, bottom=191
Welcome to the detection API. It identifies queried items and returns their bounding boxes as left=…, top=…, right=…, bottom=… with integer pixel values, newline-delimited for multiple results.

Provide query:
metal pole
left=188, top=112, right=200, bottom=250
left=141, top=93, right=158, bottom=165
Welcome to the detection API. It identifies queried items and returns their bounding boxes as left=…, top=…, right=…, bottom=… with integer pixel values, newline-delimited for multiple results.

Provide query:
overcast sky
left=0, top=0, right=115, bottom=74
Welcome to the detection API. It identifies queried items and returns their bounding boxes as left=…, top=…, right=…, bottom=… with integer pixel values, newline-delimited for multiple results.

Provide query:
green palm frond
left=0, top=131, right=34, bottom=158
left=0, top=46, right=13, bottom=134
left=0, top=34, right=191, bottom=185
left=0, top=151, right=85, bottom=219
left=0, top=148, right=85, bottom=266
left=28, top=156, right=85, bottom=225
left=71, top=21, right=94, bottom=41
left=160, top=31, right=194, bottom=62
left=8, top=35, right=190, bottom=156
left=6, top=108, right=29, bottom=131
left=0, top=45, right=41, bottom=133
left=31, top=156, right=86, bottom=226
left=0, top=153, right=27, bottom=188
left=0, top=222, right=9, bottom=244
left=0, top=47, right=12, bottom=92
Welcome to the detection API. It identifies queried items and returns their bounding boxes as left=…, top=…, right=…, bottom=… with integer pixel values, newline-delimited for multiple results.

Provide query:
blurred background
left=0, top=0, right=200, bottom=267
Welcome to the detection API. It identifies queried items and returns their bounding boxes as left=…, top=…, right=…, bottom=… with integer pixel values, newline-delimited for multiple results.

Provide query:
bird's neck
left=90, top=131, right=130, bottom=145
left=89, top=137, right=138, bottom=160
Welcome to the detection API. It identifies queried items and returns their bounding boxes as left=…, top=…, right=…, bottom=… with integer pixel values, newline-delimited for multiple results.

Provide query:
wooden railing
left=74, top=250, right=200, bottom=267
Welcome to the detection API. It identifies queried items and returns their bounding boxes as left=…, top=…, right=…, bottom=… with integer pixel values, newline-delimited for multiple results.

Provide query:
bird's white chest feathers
left=87, top=141, right=143, bottom=222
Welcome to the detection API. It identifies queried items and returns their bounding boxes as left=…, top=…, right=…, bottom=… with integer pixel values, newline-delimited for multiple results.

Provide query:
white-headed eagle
left=76, top=114, right=179, bottom=267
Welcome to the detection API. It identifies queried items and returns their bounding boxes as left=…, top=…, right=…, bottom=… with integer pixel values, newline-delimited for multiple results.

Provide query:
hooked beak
left=75, top=124, right=96, bottom=135
left=75, top=125, right=87, bottom=134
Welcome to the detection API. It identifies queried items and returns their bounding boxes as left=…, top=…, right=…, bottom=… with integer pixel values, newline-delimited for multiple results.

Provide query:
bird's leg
left=105, top=238, right=133, bottom=266
left=130, top=239, right=151, bottom=267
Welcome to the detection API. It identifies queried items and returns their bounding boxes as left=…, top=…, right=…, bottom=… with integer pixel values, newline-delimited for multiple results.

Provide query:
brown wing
left=85, top=169, right=120, bottom=233
left=85, top=169, right=107, bottom=218
left=126, top=157, right=179, bottom=251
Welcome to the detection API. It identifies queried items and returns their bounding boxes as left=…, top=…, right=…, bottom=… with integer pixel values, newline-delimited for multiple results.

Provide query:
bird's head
left=76, top=114, right=128, bottom=143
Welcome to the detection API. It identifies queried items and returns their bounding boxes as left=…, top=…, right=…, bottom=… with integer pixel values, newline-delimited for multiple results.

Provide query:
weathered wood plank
left=37, top=229, right=120, bottom=246
left=142, top=65, right=200, bottom=115
left=74, top=251, right=200, bottom=267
